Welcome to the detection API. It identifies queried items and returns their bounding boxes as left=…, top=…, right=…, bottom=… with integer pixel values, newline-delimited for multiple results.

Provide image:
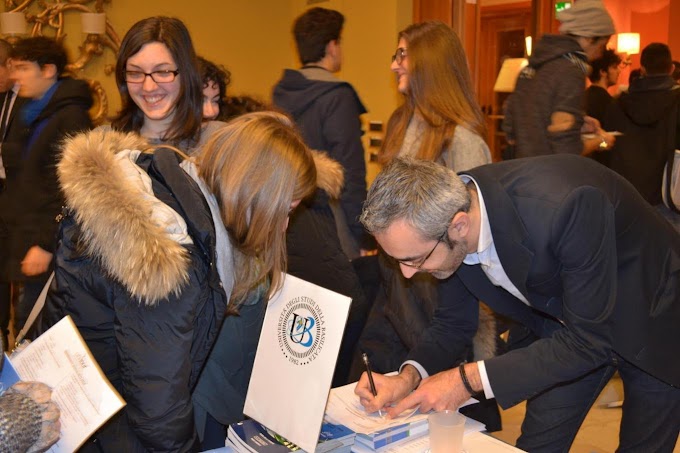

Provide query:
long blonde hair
left=379, top=21, right=486, bottom=164
left=196, top=112, right=316, bottom=303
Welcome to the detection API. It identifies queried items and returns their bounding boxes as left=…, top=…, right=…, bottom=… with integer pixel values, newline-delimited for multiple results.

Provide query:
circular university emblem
left=277, top=296, right=326, bottom=366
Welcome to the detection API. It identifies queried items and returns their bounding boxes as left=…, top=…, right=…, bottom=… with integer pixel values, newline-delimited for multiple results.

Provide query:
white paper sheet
left=244, top=273, right=352, bottom=453
left=325, top=381, right=479, bottom=435
left=11, top=316, right=125, bottom=452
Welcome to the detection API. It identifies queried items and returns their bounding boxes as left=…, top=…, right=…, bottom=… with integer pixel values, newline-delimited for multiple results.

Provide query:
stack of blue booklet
left=350, top=419, right=428, bottom=452
left=227, top=419, right=355, bottom=453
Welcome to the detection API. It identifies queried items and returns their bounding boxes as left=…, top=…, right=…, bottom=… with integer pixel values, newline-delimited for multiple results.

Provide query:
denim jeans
left=516, top=353, right=680, bottom=453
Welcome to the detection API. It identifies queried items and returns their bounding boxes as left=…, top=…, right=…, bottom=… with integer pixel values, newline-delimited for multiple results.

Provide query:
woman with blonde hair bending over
left=35, top=112, right=316, bottom=452
left=380, top=21, right=490, bottom=169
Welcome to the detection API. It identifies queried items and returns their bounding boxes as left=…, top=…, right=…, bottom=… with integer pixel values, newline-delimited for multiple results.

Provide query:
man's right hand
left=353, top=365, right=421, bottom=414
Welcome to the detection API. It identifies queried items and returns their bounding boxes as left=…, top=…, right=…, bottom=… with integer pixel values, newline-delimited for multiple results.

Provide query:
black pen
left=362, top=352, right=378, bottom=397
left=362, top=353, right=384, bottom=416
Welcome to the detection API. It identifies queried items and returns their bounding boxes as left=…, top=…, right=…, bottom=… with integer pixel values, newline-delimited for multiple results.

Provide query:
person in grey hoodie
left=503, top=0, right=617, bottom=159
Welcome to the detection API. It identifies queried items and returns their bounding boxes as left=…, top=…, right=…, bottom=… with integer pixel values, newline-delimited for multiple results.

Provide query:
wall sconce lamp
left=0, top=11, right=27, bottom=43
left=0, top=2, right=119, bottom=125
left=81, top=12, right=107, bottom=35
left=617, top=33, right=640, bottom=65
left=66, top=13, right=107, bottom=74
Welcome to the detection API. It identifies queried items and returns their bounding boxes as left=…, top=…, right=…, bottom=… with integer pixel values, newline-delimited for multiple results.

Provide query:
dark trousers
left=517, top=353, right=680, bottom=453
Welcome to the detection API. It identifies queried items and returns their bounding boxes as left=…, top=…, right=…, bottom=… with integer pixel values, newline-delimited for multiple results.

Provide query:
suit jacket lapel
left=463, top=170, right=534, bottom=303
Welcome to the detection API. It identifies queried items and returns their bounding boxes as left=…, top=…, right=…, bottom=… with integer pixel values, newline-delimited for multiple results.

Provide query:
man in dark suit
left=355, top=156, right=680, bottom=452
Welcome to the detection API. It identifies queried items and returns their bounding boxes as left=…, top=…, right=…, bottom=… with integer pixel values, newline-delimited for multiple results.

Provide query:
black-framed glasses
left=397, top=227, right=447, bottom=270
left=124, top=70, right=179, bottom=84
left=391, top=47, right=408, bottom=65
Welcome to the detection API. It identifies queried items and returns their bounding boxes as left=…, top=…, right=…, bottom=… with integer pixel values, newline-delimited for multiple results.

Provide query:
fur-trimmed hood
left=58, top=129, right=346, bottom=304
left=311, top=150, right=344, bottom=199
left=59, top=129, right=192, bottom=305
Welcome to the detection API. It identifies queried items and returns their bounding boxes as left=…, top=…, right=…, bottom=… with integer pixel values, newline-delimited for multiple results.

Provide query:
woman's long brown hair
left=379, top=21, right=486, bottom=165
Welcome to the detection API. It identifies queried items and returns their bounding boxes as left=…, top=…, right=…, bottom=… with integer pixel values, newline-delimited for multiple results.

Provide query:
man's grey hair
left=360, top=157, right=471, bottom=241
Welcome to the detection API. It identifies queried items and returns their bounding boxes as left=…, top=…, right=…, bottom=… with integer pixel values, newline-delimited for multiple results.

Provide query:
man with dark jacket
left=606, top=42, right=680, bottom=229
left=503, top=0, right=617, bottom=158
left=273, top=7, right=373, bottom=258
left=356, top=156, right=680, bottom=453
left=0, top=36, right=92, bottom=334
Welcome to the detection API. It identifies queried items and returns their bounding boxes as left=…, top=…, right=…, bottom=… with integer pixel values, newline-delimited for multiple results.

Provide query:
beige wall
left=90, top=0, right=293, bottom=115
left=2, top=0, right=412, bottom=181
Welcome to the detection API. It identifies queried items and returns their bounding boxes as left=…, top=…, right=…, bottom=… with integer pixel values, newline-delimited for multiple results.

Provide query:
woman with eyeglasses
left=356, top=21, right=501, bottom=431
left=33, top=16, right=319, bottom=452
left=379, top=21, right=490, bottom=168
left=111, top=16, right=221, bottom=151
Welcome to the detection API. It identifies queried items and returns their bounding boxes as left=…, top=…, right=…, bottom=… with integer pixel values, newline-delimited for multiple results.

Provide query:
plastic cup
left=428, top=410, right=465, bottom=453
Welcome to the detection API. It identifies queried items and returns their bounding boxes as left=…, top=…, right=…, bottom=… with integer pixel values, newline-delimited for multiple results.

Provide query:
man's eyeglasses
left=391, top=47, right=408, bottom=65
left=124, top=70, right=179, bottom=84
left=397, top=227, right=447, bottom=270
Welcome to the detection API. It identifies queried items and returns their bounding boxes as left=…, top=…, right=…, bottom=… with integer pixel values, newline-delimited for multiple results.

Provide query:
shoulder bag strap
left=14, top=271, right=54, bottom=349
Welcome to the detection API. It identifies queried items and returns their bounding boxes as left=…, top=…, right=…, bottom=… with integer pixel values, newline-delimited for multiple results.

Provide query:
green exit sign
left=555, top=2, right=572, bottom=13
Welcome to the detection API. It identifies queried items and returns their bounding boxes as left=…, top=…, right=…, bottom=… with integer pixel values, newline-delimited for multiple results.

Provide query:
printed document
left=11, top=316, right=125, bottom=452
left=325, top=380, right=479, bottom=435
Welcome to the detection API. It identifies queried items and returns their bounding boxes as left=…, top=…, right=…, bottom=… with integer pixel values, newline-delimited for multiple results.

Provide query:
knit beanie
left=558, top=0, right=616, bottom=38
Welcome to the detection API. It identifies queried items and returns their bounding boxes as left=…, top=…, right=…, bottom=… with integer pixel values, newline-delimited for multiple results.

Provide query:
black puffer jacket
left=284, top=152, right=369, bottom=387
left=34, top=130, right=228, bottom=452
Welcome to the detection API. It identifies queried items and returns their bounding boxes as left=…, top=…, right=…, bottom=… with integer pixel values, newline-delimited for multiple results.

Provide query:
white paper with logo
left=244, top=273, right=352, bottom=452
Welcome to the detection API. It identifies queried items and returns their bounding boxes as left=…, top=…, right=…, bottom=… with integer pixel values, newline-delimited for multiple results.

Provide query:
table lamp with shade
left=0, top=12, right=27, bottom=43
left=617, top=33, right=640, bottom=66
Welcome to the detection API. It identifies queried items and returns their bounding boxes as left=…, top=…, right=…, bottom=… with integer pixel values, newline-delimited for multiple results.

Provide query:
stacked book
left=227, top=419, right=355, bottom=453
left=350, top=419, right=428, bottom=453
